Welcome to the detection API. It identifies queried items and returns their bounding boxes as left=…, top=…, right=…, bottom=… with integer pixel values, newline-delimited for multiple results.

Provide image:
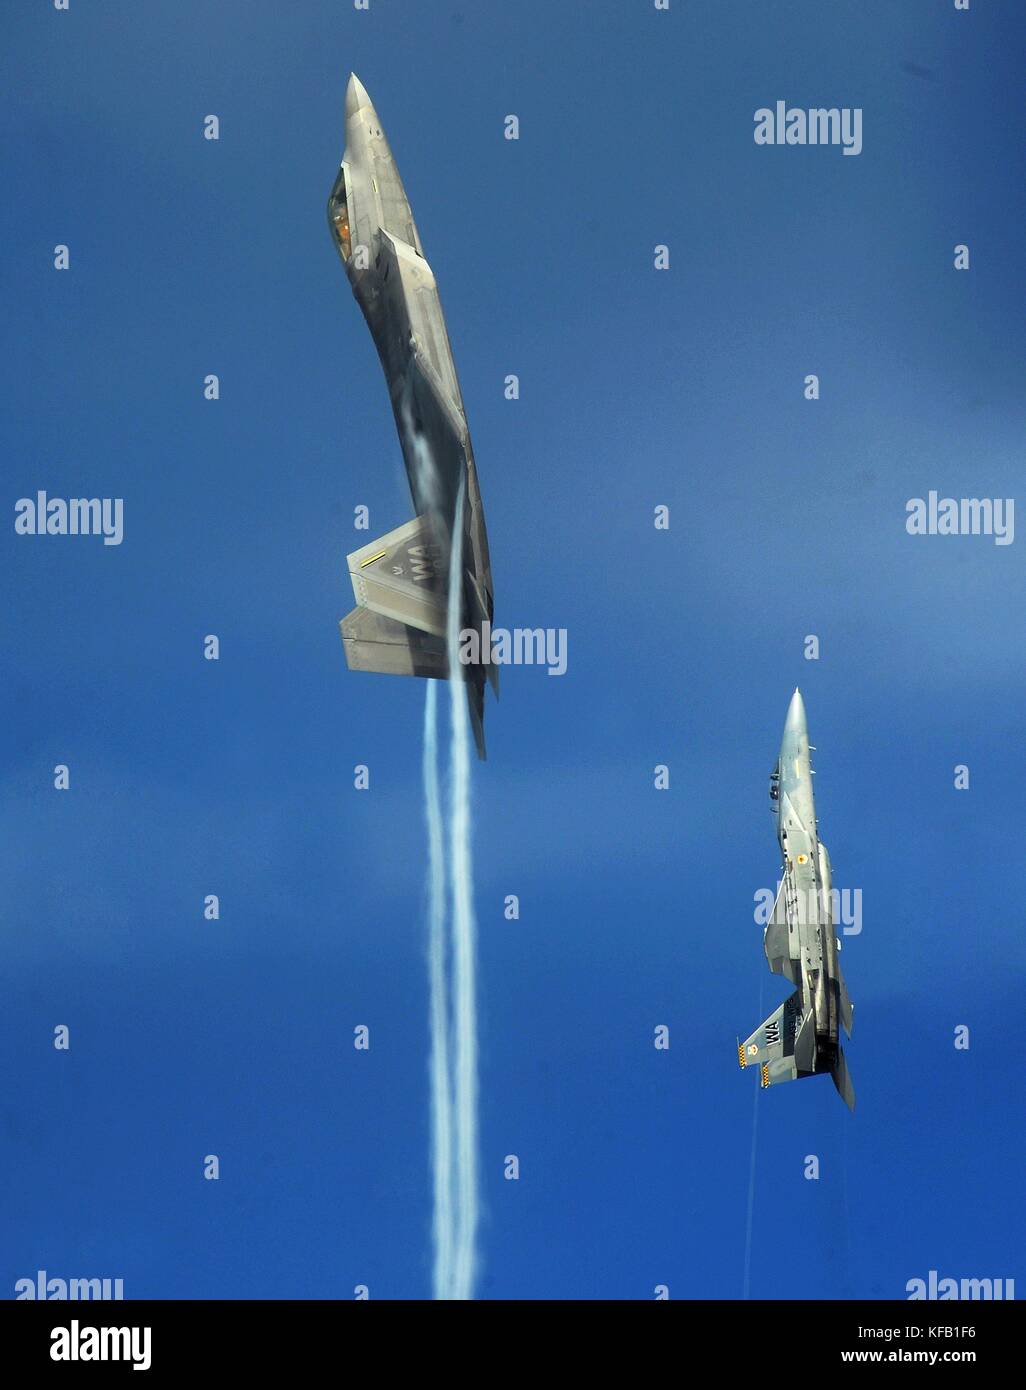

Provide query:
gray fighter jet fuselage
left=327, top=74, right=494, bottom=756
left=739, top=690, right=856, bottom=1110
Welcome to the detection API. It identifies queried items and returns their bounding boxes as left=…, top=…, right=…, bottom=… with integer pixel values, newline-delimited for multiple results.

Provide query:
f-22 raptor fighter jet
left=327, top=74, right=495, bottom=757
left=739, top=690, right=856, bottom=1110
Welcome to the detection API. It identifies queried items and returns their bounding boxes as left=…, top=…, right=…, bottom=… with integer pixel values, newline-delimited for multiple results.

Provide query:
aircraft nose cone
left=784, top=687, right=807, bottom=736
left=346, top=72, right=372, bottom=118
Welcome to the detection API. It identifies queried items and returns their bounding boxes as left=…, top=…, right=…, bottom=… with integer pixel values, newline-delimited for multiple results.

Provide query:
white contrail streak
left=742, top=976, right=763, bottom=1300
left=414, top=425, right=479, bottom=1297
left=446, top=479, right=479, bottom=1301
left=412, top=379, right=458, bottom=1298
left=423, top=680, right=454, bottom=1299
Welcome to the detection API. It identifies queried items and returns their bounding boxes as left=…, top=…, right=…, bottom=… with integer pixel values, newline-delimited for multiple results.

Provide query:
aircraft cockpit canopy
left=328, top=167, right=353, bottom=261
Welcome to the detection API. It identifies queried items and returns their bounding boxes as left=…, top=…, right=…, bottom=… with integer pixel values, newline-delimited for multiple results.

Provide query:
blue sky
left=2, top=0, right=1024, bottom=1299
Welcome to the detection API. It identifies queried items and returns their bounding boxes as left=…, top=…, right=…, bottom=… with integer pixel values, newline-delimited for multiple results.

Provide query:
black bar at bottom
left=2, top=1297, right=1019, bottom=1377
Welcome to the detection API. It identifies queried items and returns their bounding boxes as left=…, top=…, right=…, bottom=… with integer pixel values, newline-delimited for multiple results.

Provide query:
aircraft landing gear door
left=327, top=165, right=353, bottom=261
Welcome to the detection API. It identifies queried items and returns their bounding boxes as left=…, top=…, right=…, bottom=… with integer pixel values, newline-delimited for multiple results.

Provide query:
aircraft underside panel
left=393, top=343, right=471, bottom=530
left=384, top=233, right=462, bottom=408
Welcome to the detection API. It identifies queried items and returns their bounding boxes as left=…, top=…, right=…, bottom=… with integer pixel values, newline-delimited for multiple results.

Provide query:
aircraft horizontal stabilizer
left=340, top=606, right=447, bottom=679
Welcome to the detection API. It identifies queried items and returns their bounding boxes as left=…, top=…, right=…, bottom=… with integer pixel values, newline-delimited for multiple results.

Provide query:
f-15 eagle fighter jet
left=739, top=690, right=856, bottom=1111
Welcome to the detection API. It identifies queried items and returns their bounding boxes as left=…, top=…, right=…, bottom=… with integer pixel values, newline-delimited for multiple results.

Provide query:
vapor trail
left=409, top=394, right=479, bottom=1298
left=423, top=680, right=454, bottom=1298
left=742, top=975, right=763, bottom=1300
left=446, top=480, right=480, bottom=1300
